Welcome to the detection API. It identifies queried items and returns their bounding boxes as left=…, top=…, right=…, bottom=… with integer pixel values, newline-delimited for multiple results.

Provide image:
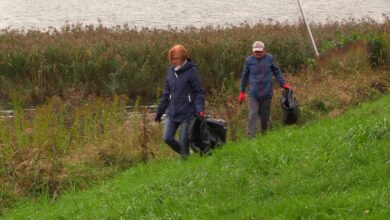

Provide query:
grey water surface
left=0, top=0, right=389, bottom=30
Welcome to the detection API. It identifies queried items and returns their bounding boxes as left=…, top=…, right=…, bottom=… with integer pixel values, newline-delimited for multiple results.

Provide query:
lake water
left=1, top=0, right=389, bottom=30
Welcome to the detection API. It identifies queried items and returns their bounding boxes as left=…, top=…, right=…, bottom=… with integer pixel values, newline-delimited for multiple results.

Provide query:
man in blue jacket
left=155, top=44, right=205, bottom=159
left=239, top=41, right=291, bottom=138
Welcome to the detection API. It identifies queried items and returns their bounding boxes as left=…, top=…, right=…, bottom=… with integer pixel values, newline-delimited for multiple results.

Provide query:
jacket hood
left=172, top=58, right=195, bottom=73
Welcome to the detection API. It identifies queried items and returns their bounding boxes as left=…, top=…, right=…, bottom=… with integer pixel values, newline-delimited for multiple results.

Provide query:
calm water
left=0, top=99, right=9, bottom=111
left=0, top=0, right=389, bottom=30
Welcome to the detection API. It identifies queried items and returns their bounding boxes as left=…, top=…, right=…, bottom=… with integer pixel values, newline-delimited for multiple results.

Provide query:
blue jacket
left=157, top=59, right=205, bottom=122
left=240, top=54, right=286, bottom=99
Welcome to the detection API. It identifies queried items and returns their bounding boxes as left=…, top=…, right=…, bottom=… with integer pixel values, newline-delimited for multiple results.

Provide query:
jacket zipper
left=171, top=71, right=177, bottom=101
left=258, top=60, right=262, bottom=97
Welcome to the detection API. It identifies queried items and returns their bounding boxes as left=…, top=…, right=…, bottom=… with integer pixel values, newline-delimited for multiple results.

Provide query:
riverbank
left=3, top=89, right=390, bottom=219
left=0, top=20, right=390, bottom=213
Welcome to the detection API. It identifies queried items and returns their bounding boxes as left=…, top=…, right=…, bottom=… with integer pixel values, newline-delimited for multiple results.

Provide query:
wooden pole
left=297, top=0, right=320, bottom=57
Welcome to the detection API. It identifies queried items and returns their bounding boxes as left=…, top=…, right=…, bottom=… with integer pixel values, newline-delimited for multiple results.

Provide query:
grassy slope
left=3, top=95, right=390, bottom=219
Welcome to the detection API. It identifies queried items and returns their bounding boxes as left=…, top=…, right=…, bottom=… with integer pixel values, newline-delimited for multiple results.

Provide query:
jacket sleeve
left=157, top=76, right=170, bottom=115
left=240, top=58, right=250, bottom=92
left=270, top=56, right=286, bottom=87
left=190, top=68, right=205, bottom=113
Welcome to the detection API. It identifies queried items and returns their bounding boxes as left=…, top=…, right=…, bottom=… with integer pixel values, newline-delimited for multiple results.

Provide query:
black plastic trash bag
left=188, top=116, right=227, bottom=155
left=281, top=88, right=299, bottom=124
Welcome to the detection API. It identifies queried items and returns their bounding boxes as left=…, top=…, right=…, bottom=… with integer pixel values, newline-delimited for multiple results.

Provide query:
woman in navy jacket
left=155, top=45, right=205, bottom=159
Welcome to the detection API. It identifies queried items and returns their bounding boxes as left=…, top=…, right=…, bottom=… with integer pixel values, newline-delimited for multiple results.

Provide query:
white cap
left=252, top=41, right=265, bottom=52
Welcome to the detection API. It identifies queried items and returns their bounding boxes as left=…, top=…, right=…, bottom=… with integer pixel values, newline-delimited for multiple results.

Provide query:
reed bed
left=0, top=17, right=389, bottom=102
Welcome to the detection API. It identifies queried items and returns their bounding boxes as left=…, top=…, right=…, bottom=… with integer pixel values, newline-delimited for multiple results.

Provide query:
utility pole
left=297, top=0, right=320, bottom=57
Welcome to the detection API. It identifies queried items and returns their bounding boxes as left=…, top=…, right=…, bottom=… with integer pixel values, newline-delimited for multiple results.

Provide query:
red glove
left=198, top=112, right=205, bottom=118
left=238, top=92, right=246, bottom=104
left=282, top=83, right=291, bottom=89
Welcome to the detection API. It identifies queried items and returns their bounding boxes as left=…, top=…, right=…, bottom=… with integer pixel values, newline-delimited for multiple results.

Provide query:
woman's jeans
left=163, top=117, right=191, bottom=159
left=247, top=97, right=272, bottom=138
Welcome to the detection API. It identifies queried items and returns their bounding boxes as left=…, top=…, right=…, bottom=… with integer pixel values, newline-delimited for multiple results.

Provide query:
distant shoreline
left=0, top=12, right=390, bottom=35
left=2, top=14, right=390, bottom=33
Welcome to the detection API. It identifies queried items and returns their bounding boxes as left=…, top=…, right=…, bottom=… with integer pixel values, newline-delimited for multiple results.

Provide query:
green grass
left=3, top=93, right=390, bottom=219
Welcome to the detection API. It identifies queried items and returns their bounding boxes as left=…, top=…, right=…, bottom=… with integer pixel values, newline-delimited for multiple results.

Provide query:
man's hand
left=282, top=83, right=291, bottom=90
left=238, top=92, right=246, bottom=104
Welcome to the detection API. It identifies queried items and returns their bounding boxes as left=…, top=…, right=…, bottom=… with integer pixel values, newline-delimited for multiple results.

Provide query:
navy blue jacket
left=157, top=59, right=205, bottom=122
left=240, top=54, right=286, bottom=99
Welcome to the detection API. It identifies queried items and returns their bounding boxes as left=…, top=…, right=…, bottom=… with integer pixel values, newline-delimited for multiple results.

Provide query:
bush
left=368, top=34, right=390, bottom=70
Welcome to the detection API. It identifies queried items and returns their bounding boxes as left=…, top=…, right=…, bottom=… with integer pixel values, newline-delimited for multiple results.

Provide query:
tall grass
left=0, top=17, right=389, bottom=102
left=3, top=90, right=390, bottom=219
left=0, top=95, right=168, bottom=212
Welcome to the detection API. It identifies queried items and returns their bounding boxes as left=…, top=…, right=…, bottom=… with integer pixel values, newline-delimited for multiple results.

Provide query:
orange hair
left=168, top=44, right=188, bottom=63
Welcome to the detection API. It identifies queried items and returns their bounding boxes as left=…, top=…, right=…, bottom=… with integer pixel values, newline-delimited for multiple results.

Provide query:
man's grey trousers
left=247, top=97, right=272, bottom=138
